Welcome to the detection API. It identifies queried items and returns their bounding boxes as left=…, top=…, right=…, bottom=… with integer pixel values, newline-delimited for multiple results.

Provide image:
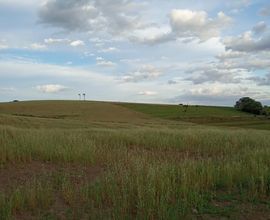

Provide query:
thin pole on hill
left=78, top=94, right=81, bottom=101
left=83, top=93, right=86, bottom=101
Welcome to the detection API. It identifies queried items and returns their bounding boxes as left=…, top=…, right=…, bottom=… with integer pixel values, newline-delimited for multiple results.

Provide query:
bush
left=234, top=97, right=263, bottom=115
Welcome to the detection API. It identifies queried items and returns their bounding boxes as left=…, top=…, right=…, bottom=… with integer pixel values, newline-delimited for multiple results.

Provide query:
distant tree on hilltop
left=261, top=105, right=270, bottom=116
left=234, top=97, right=263, bottom=115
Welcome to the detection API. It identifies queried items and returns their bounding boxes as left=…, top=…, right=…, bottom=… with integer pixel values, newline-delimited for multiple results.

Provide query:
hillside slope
left=118, top=102, right=270, bottom=130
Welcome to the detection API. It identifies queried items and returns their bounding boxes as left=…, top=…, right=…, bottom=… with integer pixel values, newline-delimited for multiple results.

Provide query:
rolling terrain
left=119, top=102, right=270, bottom=130
left=0, top=100, right=270, bottom=219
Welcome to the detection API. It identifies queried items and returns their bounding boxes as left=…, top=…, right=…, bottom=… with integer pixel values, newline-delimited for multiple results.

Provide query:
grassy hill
left=0, top=100, right=160, bottom=129
left=0, top=100, right=150, bottom=123
left=119, top=102, right=270, bottom=130
left=0, top=100, right=270, bottom=219
left=118, top=102, right=250, bottom=118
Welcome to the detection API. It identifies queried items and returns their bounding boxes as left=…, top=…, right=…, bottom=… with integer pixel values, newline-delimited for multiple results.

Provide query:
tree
left=234, top=97, right=263, bottom=115
left=261, top=105, right=270, bottom=116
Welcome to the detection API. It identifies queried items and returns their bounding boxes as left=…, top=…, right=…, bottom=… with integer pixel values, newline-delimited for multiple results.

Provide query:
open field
left=1, top=101, right=270, bottom=219
left=119, top=102, right=270, bottom=130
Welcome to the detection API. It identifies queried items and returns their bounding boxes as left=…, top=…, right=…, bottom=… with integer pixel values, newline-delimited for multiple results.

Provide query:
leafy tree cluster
left=261, top=105, right=270, bottom=116
left=235, top=97, right=264, bottom=115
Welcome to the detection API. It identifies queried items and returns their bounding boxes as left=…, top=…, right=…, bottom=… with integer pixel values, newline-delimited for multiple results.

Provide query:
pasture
left=0, top=101, right=270, bottom=219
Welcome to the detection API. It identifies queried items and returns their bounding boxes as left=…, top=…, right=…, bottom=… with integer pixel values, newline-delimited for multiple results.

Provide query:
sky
left=0, top=0, right=270, bottom=106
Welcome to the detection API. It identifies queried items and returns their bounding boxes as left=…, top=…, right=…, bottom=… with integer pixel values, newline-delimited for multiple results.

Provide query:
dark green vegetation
left=1, top=101, right=270, bottom=219
left=234, top=97, right=264, bottom=115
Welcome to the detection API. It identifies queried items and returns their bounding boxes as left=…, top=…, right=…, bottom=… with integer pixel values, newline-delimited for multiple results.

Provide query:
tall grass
left=1, top=123, right=270, bottom=218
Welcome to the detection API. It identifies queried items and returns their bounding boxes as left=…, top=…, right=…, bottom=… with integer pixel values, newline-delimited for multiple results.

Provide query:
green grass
left=0, top=100, right=270, bottom=219
left=119, top=102, right=270, bottom=130
left=118, top=102, right=251, bottom=118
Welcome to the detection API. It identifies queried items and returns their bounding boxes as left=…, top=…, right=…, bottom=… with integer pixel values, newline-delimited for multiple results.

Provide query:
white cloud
left=0, top=87, right=16, bottom=93
left=185, top=64, right=246, bottom=84
left=44, top=38, right=70, bottom=44
left=70, top=40, right=85, bottom=47
left=96, top=57, right=104, bottom=61
left=129, top=26, right=173, bottom=45
left=84, top=51, right=95, bottom=57
left=120, top=58, right=141, bottom=64
left=98, top=47, right=119, bottom=53
left=252, top=21, right=267, bottom=34
left=168, top=79, right=178, bottom=85
left=0, top=59, right=114, bottom=82
left=138, top=91, right=157, bottom=96
left=216, top=50, right=246, bottom=60
left=38, top=1, right=233, bottom=46
left=36, top=84, right=68, bottom=93
left=39, top=0, right=148, bottom=36
left=170, top=10, right=232, bottom=42
left=0, top=39, right=8, bottom=49
left=30, top=43, right=47, bottom=50
left=224, top=31, right=270, bottom=52
left=96, top=57, right=116, bottom=67
left=248, top=73, right=270, bottom=86
left=170, top=83, right=270, bottom=106
left=121, top=64, right=163, bottom=82
left=259, top=6, right=270, bottom=17
left=227, top=0, right=251, bottom=9
left=97, top=60, right=116, bottom=67
left=0, top=44, right=8, bottom=49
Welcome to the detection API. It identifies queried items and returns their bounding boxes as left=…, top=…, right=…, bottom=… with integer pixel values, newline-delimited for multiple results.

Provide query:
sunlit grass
left=1, top=124, right=270, bottom=218
left=0, top=101, right=270, bottom=219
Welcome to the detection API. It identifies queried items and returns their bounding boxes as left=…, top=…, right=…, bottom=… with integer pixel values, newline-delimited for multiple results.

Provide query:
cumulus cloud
left=39, top=0, right=147, bottom=35
left=129, top=26, right=173, bottom=45
left=39, top=1, right=231, bottom=45
left=36, top=84, right=69, bottom=93
left=169, top=85, right=267, bottom=106
left=97, top=60, right=116, bottom=67
left=188, top=86, right=243, bottom=97
left=248, top=73, right=270, bottom=85
left=224, top=31, right=270, bottom=52
left=128, top=10, right=232, bottom=45
left=184, top=47, right=270, bottom=86
left=70, top=40, right=85, bottom=47
left=138, top=91, right=157, bottom=96
left=30, top=43, right=47, bottom=50
left=39, top=0, right=100, bottom=31
left=185, top=65, right=244, bottom=84
left=259, top=6, right=270, bottom=17
left=216, top=50, right=246, bottom=60
left=169, top=10, right=232, bottom=42
left=98, top=47, right=119, bottom=53
left=96, top=57, right=116, bottom=67
left=252, top=21, right=267, bottom=34
left=121, top=65, right=163, bottom=82
left=168, top=79, right=178, bottom=85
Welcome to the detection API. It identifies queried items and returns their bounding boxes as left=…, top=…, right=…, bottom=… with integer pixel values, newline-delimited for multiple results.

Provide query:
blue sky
left=0, top=0, right=270, bottom=105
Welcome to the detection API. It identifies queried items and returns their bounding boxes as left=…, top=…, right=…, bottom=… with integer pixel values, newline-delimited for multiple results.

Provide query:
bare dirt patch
left=0, top=161, right=104, bottom=193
